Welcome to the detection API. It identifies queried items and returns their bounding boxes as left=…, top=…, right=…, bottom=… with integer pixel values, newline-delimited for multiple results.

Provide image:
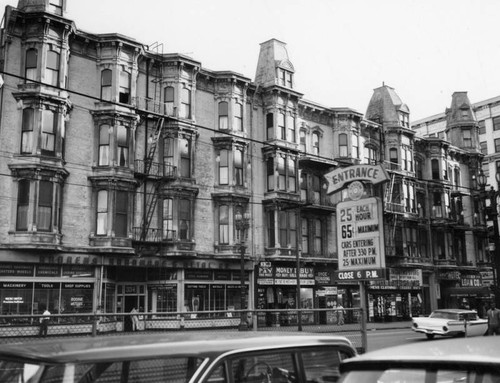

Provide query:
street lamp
left=235, top=208, right=250, bottom=331
left=477, top=170, right=500, bottom=307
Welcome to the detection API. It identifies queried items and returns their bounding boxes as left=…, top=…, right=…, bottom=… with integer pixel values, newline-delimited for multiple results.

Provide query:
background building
left=0, top=0, right=494, bottom=323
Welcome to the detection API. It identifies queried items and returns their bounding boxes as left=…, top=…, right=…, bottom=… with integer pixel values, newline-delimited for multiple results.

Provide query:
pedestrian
left=487, top=302, right=500, bottom=335
left=130, top=307, right=139, bottom=331
left=337, top=302, right=346, bottom=325
left=39, top=306, right=51, bottom=337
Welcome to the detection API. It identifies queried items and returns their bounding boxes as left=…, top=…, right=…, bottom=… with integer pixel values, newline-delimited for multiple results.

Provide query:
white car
left=412, top=308, right=487, bottom=339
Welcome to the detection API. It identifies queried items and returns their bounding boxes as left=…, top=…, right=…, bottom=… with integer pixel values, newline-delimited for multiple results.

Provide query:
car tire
left=426, top=334, right=435, bottom=340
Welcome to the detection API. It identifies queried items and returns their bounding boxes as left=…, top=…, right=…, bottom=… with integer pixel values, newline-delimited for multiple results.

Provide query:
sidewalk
left=367, top=320, right=412, bottom=331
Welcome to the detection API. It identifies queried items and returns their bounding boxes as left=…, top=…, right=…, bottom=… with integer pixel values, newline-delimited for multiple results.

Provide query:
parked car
left=0, top=331, right=357, bottom=382
left=411, top=308, right=487, bottom=339
left=338, top=336, right=500, bottom=383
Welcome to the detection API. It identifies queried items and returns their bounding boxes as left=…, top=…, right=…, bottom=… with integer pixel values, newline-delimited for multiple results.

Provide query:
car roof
left=340, top=337, right=500, bottom=370
left=431, top=309, right=475, bottom=314
left=0, top=332, right=355, bottom=364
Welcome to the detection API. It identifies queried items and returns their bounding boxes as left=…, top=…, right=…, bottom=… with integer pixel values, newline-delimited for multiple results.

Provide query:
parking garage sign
left=337, top=197, right=385, bottom=275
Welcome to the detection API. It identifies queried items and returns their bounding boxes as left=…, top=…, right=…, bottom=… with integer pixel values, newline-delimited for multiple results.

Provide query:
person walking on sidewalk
left=39, top=306, right=51, bottom=337
left=487, top=302, right=500, bottom=335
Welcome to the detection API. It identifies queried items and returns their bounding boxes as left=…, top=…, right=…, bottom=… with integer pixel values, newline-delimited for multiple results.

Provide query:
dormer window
left=399, top=112, right=409, bottom=128
left=277, top=68, right=293, bottom=88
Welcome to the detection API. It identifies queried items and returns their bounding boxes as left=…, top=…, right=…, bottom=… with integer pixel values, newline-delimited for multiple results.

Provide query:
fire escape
left=133, top=42, right=172, bottom=256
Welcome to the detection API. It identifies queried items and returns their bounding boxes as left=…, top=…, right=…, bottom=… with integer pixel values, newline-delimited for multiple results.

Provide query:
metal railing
left=0, top=308, right=367, bottom=352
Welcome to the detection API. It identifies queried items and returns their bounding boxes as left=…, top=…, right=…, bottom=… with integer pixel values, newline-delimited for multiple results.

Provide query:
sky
left=4, top=0, right=500, bottom=121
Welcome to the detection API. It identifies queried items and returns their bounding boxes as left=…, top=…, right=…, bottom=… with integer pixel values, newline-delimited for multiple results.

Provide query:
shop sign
left=460, top=274, right=482, bottom=287
left=389, top=269, right=422, bottom=285
left=315, top=270, right=333, bottom=285
left=149, top=284, right=176, bottom=290
left=214, top=271, right=231, bottom=280
left=186, top=284, right=208, bottom=289
left=1, top=282, right=32, bottom=289
left=480, top=271, right=494, bottom=286
left=334, top=268, right=386, bottom=281
left=3, top=297, right=24, bottom=304
left=0, top=263, right=34, bottom=276
left=62, top=283, right=92, bottom=289
left=325, top=165, right=389, bottom=194
left=36, top=265, right=60, bottom=277
left=185, top=270, right=212, bottom=280
left=35, top=282, right=58, bottom=289
left=258, top=262, right=273, bottom=278
left=438, top=270, right=461, bottom=280
left=62, top=265, right=94, bottom=277
left=70, top=296, right=84, bottom=308
left=336, top=197, right=385, bottom=271
left=317, top=286, right=338, bottom=297
left=257, top=278, right=274, bottom=285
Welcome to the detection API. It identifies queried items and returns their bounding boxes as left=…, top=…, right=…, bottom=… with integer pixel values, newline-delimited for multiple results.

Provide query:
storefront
left=0, top=263, right=97, bottom=317
left=440, top=271, right=493, bottom=317
left=367, top=268, right=423, bottom=322
left=255, top=261, right=360, bottom=325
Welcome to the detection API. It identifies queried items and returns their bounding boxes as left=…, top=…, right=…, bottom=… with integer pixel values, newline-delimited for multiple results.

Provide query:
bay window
left=45, top=50, right=59, bottom=86
left=234, top=102, right=243, bottom=131
left=116, top=125, right=129, bottom=166
left=218, top=101, right=228, bottom=130
left=180, top=87, right=191, bottom=119
left=219, top=205, right=229, bottom=245
left=98, top=124, right=110, bottom=166
left=339, top=133, right=348, bottom=157
left=21, top=108, right=34, bottom=154
left=41, top=109, right=56, bottom=155
left=16, top=180, right=30, bottom=231
left=119, top=70, right=130, bottom=104
left=218, top=149, right=229, bottom=185
left=94, top=188, right=129, bottom=238
left=101, top=69, right=112, bottom=101
left=162, top=198, right=174, bottom=240
left=25, top=49, right=37, bottom=82
left=164, top=87, right=174, bottom=115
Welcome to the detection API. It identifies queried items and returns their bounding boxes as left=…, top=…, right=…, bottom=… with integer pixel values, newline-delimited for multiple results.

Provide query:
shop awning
left=445, top=286, right=492, bottom=297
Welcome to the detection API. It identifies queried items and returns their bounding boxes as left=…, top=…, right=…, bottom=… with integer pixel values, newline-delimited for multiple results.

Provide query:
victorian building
left=0, top=0, right=493, bottom=324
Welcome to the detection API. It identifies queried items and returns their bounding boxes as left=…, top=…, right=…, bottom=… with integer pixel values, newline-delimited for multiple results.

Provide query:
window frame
left=25, top=48, right=38, bottom=82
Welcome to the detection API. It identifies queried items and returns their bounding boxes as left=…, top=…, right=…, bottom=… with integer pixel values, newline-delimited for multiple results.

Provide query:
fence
left=0, top=308, right=367, bottom=352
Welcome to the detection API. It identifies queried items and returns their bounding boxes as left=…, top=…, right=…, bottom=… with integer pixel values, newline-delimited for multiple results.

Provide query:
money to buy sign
left=337, top=197, right=385, bottom=271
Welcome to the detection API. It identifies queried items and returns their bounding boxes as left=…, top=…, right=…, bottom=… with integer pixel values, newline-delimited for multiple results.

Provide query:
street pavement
left=367, top=320, right=412, bottom=331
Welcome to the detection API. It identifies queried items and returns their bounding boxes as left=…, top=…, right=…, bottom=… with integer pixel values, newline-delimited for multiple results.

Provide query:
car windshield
left=0, top=357, right=205, bottom=383
left=340, top=368, right=500, bottom=383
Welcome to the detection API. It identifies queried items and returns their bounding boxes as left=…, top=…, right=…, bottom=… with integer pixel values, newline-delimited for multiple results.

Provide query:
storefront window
left=60, top=283, right=93, bottom=315
left=34, top=282, right=59, bottom=315
left=0, top=282, right=33, bottom=317
left=104, top=283, right=115, bottom=313
left=153, top=285, right=177, bottom=312
left=185, top=285, right=208, bottom=314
